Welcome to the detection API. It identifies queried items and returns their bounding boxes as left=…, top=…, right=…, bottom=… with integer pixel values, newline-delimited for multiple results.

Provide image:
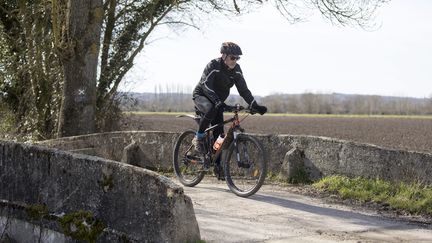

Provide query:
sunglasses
left=229, top=55, right=241, bottom=61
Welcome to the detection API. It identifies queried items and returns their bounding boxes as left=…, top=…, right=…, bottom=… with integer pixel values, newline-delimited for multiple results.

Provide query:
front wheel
left=224, top=134, right=267, bottom=197
left=173, top=130, right=205, bottom=186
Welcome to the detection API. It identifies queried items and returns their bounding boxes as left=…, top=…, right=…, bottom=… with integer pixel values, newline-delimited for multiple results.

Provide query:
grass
left=124, top=111, right=432, bottom=119
left=313, top=175, right=432, bottom=215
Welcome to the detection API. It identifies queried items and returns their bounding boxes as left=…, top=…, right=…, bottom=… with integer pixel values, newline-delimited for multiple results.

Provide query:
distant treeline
left=120, top=92, right=432, bottom=115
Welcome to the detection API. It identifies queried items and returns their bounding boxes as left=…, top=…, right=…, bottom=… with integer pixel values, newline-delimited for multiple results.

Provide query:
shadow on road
left=249, top=192, right=431, bottom=229
left=194, top=185, right=231, bottom=193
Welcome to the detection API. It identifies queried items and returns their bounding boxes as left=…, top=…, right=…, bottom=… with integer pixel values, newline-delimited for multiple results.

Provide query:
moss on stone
left=288, top=167, right=312, bottom=184
left=99, top=173, right=114, bottom=192
left=26, top=203, right=49, bottom=221
left=267, top=170, right=312, bottom=185
left=59, top=210, right=105, bottom=243
left=266, top=171, right=279, bottom=181
left=152, top=167, right=174, bottom=176
left=120, top=234, right=131, bottom=243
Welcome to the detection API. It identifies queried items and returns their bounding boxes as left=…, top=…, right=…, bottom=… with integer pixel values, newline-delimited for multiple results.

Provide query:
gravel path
left=177, top=177, right=432, bottom=243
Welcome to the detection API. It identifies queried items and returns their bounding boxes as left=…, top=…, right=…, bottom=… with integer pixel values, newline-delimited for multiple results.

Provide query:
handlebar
left=224, top=104, right=261, bottom=115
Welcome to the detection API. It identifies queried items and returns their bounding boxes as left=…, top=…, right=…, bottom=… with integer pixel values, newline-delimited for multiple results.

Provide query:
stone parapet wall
left=257, top=134, right=432, bottom=184
left=0, top=140, right=200, bottom=242
left=40, top=131, right=177, bottom=169
left=39, top=131, right=432, bottom=184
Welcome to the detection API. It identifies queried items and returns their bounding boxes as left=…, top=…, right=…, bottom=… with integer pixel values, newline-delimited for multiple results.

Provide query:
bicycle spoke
left=173, top=130, right=205, bottom=186
left=225, top=134, right=267, bottom=197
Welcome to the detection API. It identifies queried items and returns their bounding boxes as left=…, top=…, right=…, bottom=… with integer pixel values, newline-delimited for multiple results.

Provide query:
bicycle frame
left=202, top=108, right=248, bottom=167
left=177, top=105, right=252, bottom=168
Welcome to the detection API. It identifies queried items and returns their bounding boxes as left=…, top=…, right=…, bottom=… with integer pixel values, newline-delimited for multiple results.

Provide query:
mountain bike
left=173, top=104, right=267, bottom=197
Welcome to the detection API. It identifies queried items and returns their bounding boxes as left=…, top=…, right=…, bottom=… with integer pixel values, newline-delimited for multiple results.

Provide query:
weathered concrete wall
left=257, top=134, right=432, bottom=184
left=38, top=131, right=432, bottom=184
left=39, top=131, right=177, bottom=170
left=0, top=140, right=200, bottom=242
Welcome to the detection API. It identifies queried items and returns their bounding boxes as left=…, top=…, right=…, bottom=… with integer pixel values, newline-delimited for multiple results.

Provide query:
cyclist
left=192, top=42, right=267, bottom=175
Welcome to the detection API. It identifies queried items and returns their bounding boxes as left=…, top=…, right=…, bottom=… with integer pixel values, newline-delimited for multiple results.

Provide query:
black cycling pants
left=193, top=95, right=224, bottom=140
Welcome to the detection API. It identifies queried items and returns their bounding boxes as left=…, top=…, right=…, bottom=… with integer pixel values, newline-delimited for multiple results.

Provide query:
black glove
left=215, top=101, right=227, bottom=110
left=251, top=103, right=267, bottom=115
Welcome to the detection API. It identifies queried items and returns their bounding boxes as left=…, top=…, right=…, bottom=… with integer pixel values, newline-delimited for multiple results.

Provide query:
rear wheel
left=224, top=134, right=267, bottom=197
left=173, top=130, right=205, bottom=186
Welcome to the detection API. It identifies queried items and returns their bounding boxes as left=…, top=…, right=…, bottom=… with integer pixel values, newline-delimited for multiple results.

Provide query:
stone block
left=279, top=147, right=304, bottom=181
left=120, top=140, right=155, bottom=170
left=0, top=141, right=201, bottom=242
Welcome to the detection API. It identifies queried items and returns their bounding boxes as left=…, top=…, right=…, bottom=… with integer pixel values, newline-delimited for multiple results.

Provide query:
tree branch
left=104, top=3, right=174, bottom=102
left=99, top=0, right=116, bottom=83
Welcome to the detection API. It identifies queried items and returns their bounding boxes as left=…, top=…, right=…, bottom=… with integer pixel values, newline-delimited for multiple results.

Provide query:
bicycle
left=172, top=104, right=267, bottom=197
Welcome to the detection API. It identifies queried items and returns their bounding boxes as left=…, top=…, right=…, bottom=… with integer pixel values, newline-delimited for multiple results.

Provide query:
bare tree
left=310, top=0, right=388, bottom=28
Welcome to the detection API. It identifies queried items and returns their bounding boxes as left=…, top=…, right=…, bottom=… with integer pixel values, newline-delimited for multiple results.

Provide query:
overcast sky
left=122, top=0, right=432, bottom=98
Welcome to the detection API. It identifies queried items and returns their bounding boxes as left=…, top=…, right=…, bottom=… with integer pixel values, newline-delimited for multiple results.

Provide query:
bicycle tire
left=224, top=134, right=267, bottom=197
left=173, top=130, right=205, bottom=186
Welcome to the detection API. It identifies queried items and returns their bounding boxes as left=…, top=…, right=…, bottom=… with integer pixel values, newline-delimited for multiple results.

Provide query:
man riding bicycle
left=192, top=42, right=268, bottom=158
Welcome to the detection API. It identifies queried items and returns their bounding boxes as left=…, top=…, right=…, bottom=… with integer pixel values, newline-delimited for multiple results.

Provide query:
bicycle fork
left=233, top=132, right=251, bottom=169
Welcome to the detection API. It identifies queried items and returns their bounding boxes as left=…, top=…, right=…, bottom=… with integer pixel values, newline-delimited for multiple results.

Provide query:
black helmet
left=220, top=42, right=242, bottom=55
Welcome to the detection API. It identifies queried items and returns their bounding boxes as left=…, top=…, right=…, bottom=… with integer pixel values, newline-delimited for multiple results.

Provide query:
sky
left=122, top=0, right=432, bottom=98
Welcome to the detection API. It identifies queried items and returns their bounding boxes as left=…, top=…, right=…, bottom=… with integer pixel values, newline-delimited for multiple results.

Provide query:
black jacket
left=193, top=58, right=256, bottom=106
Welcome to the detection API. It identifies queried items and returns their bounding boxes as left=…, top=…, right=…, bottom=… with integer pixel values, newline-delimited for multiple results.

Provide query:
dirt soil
left=120, top=113, right=432, bottom=153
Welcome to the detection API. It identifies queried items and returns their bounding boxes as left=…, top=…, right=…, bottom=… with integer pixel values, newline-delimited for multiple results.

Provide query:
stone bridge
left=2, top=130, right=432, bottom=242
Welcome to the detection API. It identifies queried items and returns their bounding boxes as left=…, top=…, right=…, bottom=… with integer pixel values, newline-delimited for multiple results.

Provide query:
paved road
left=175, top=178, right=432, bottom=243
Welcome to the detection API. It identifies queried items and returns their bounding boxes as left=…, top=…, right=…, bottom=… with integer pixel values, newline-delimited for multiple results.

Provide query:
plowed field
left=120, top=113, right=432, bottom=154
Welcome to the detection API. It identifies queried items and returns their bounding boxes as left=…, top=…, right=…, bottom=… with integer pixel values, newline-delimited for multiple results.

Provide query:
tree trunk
left=57, top=0, right=103, bottom=137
